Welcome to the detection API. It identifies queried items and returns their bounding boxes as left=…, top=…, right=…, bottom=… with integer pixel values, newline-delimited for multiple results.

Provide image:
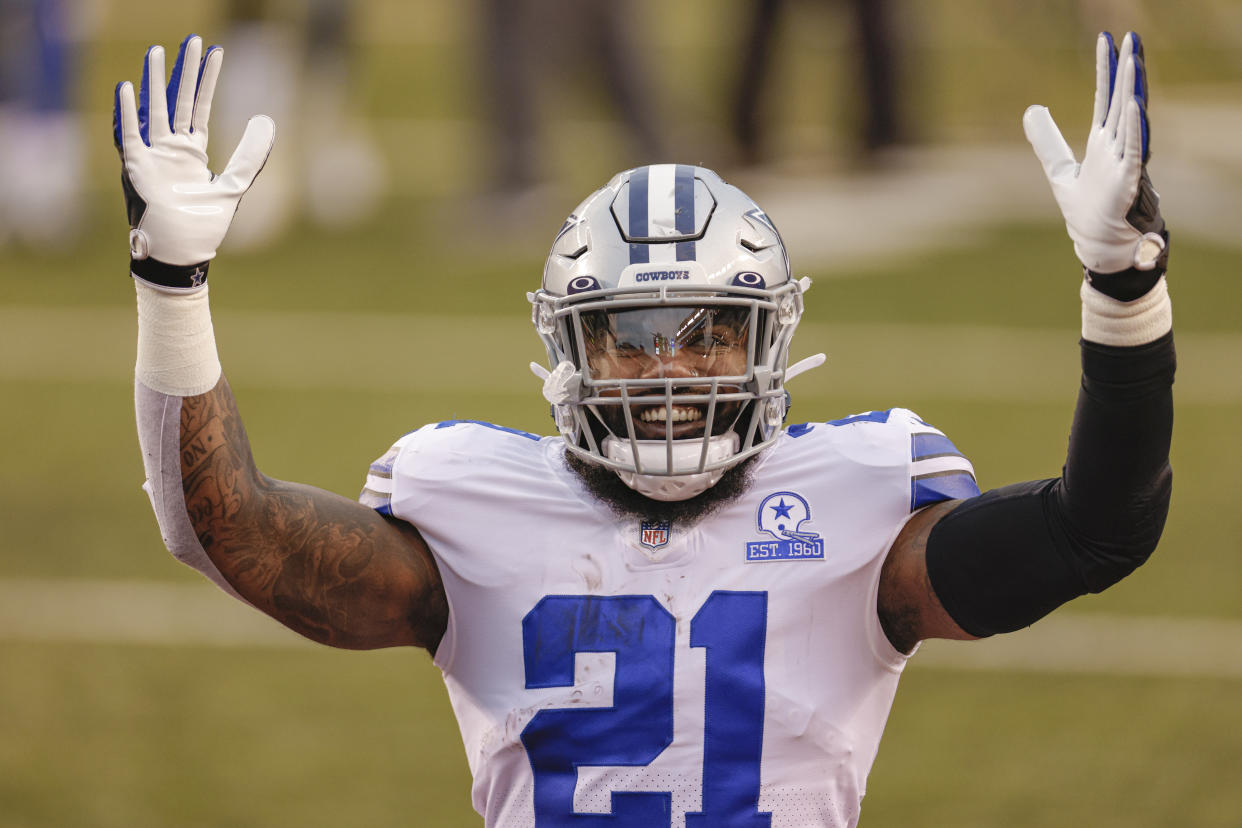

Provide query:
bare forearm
left=179, top=377, right=448, bottom=650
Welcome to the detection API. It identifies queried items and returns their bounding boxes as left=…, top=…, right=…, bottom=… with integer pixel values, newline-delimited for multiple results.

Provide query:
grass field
left=2, top=1, right=1241, bottom=826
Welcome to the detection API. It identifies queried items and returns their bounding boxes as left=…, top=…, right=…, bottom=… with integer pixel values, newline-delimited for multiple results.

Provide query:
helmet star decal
left=770, top=498, right=794, bottom=520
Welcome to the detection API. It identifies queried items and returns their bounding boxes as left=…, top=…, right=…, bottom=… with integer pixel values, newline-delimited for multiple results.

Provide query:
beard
left=564, top=450, right=759, bottom=525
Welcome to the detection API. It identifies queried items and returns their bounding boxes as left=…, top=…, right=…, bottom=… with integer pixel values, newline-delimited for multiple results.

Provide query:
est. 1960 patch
left=746, top=491, right=824, bottom=562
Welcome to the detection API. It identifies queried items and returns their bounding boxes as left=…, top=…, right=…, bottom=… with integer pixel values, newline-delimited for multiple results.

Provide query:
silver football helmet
left=529, top=164, right=824, bottom=501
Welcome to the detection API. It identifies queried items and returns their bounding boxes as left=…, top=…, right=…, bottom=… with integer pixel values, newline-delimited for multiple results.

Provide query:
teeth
left=639, top=407, right=703, bottom=424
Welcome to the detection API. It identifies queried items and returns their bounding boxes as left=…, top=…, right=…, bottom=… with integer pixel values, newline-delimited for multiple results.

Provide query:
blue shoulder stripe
left=911, top=470, right=980, bottom=511
left=911, top=432, right=964, bottom=461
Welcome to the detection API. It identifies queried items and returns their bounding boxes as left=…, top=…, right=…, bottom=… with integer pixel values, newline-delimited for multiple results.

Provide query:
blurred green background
left=2, top=0, right=1241, bottom=825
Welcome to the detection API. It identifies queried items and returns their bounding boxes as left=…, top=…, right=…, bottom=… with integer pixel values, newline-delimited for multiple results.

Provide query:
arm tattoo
left=180, top=378, right=448, bottom=651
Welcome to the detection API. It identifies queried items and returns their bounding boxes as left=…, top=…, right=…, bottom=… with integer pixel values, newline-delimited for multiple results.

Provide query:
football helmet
left=529, top=164, right=823, bottom=501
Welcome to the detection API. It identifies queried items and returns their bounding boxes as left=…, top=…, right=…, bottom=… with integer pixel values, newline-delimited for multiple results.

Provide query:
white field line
left=0, top=578, right=313, bottom=649
left=915, top=614, right=1242, bottom=679
left=3, top=306, right=1241, bottom=404
left=2, top=577, right=1240, bottom=679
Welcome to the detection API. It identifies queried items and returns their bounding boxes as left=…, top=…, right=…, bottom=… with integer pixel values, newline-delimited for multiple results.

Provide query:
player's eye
left=613, top=341, right=644, bottom=356
left=703, top=327, right=742, bottom=352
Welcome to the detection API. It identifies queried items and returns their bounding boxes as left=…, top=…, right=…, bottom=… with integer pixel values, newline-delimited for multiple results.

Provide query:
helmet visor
left=581, top=305, right=752, bottom=382
left=578, top=305, right=754, bottom=441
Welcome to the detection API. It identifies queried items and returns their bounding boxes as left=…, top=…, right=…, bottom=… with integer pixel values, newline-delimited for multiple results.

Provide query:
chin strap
left=603, top=433, right=740, bottom=502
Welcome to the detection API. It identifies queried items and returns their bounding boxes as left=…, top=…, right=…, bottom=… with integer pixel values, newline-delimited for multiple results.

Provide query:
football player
left=118, top=31, right=1173, bottom=827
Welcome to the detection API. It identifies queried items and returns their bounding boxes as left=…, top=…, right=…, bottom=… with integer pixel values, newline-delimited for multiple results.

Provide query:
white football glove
left=113, top=34, right=275, bottom=292
left=1024, top=32, right=1167, bottom=277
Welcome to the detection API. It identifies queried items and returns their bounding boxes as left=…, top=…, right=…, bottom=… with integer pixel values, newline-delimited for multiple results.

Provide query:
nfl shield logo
left=639, top=520, right=670, bottom=550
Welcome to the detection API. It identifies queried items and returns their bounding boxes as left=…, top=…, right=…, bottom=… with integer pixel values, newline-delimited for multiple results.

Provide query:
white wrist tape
left=1081, top=276, right=1172, bottom=347
left=135, top=380, right=252, bottom=605
left=135, top=280, right=222, bottom=397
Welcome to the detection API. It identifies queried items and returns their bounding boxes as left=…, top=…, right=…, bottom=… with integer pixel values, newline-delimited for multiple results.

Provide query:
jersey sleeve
left=898, top=408, right=981, bottom=511
left=358, top=430, right=418, bottom=516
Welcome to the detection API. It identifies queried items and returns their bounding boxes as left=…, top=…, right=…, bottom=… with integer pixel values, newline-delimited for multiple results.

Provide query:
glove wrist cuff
left=131, top=256, right=211, bottom=294
left=1084, top=228, right=1170, bottom=302
left=1081, top=275, right=1172, bottom=347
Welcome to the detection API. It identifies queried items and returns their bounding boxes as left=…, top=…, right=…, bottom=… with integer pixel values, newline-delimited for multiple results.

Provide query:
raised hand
left=113, top=34, right=275, bottom=291
left=1024, top=32, right=1168, bottom=283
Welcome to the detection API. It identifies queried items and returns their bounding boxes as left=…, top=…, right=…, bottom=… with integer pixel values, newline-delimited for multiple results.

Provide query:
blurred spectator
left=0, top=0, right=84, bottom=248
left=477, top=0, right=666, bottom=200
left=215, top=0, right=385, bottom=250
left=731, top=0, right=906, bottom=166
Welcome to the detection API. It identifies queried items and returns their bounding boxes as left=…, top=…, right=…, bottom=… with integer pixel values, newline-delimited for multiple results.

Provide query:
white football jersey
left=360, top=409, right=978, bottom=828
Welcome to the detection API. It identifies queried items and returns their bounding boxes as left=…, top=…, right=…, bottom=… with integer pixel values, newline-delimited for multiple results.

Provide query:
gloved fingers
left=218, top=115, right=276, bottom=195
left=1130, top=33, right=1147, bottom=105
left=1121, top=97, right=1145, bottom=177
left=190, top=45, right=223, bottom=137
left=114, top=81, right=143, bottom=158
left=113, top=81, right=129, bottom=153
left=1128, top=34, right=1151, bottom=162
left=168, top=34, right=202, bottom=135
left=141, top=45, right=170, bottom=145
left=1105, top=34, right=1135, bottom=139
left=1092, top=32, right=1117, bottom=129
left=1023, top=105, right=1078, bottom=184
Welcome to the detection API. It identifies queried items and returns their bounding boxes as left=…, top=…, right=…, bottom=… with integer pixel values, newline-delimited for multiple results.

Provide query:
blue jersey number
left=521, top=592, right=771, bottom=826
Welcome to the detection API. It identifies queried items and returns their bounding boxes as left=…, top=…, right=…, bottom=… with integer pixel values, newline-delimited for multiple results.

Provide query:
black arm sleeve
left=924, top=331, right=1175, bottom=638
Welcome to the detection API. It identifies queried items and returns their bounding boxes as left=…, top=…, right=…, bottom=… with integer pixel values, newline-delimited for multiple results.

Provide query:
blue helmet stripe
left=628, top=166, right=650, bottom=264
left=675, top=164, right=696, bottom=261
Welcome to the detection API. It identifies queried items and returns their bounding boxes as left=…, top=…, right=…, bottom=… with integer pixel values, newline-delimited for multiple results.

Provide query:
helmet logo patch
left=567, top=276, right=600, bottom=294
left=746, top=491, right=824, bottom=562
left=731, top=271, right=766, bottom=289
left=639, top=520, right=671, bottom=550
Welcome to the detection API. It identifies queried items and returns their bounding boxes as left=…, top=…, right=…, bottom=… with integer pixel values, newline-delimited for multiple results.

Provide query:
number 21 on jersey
left=521, top=591, right=772, bottom=826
